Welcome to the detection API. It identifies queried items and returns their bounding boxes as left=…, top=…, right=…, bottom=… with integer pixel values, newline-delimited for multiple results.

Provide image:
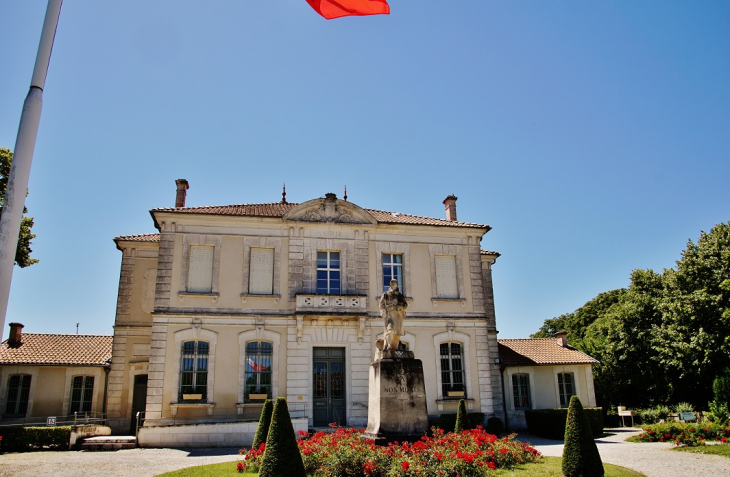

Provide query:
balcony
left=295, top=294, right=367, bottom=314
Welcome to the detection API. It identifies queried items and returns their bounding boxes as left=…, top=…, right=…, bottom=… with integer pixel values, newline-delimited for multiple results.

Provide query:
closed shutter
left=188, top=245, right=214, bottom=292
left=435, top=255, right=458, bottom=298
left=249, top=248, right=274, bottom=295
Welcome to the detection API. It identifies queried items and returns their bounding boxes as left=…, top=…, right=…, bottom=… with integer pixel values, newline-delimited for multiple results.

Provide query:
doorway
left=312, top=347, right=345, bottom=427
left=130, top=374, right=148, bottom=435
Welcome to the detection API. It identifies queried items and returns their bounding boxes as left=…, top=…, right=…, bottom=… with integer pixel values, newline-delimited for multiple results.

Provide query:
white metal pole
left=0, top=0, right=63, bottom=341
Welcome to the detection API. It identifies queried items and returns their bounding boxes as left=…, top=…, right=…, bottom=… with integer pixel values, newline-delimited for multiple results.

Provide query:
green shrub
left=604, top=409, right=620, bottom=428
left=259, top=398, right=305, bottom=477
left=713, top=370, right=730, bottom=405
left=525, top=407, right=603, bottom=439
left=252, top=399, right=273, bottom=450
left=428, top=411, right=485, bottom=432
left=0, top=426, right=71, bottom=452
left=454, top=399, right=467, bottom=432
left=674, top=402, right=694, bottom=414
left=562, top=396, right=604, bottom=477
left=630, top=421, right=730, bottom=446
left=707, top=401, right=730, bottom=424
left=655, top=405, right=671, bottom=421
left=485, top=416, right=504, bottom=435
left=638, top=408, right=659, bottom=424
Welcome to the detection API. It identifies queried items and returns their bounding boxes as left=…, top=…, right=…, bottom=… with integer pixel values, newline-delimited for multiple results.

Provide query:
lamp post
left=0, top=0, right=63, bottom=340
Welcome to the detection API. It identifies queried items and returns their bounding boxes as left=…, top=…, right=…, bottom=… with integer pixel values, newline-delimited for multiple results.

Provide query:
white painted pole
left=0, top=0, right=63, bottom=341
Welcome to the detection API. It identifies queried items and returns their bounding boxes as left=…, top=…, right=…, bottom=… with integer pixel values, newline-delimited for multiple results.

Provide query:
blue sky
left=1, top=1, right=728, bottom=339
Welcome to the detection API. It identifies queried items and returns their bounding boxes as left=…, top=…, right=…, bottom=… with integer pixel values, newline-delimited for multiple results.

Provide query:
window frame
left=69, top=375, right=95, bottom=415
left=179, top=234, right=221, bottom=297
left=511, top=373, right=532, bottom=410
left=243, top=341, right=273, bottom=403
left=248, top=247, right=275, bottom=295
left=382, top=253, right=404, bottom=293
left=439, top=342, right=466, bottom=398
left=557, top=372, right=576, bottom=408
left=4, top=374, right=31, bottom=418
left=179, top=340, right=210, bottom=402
left=316, top=250, right=341, bottom=294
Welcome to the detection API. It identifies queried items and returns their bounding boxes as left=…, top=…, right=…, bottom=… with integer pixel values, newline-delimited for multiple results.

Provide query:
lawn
left=671, top=445, right=730, bottom=458
left=156, top=456, right=645, bottom=476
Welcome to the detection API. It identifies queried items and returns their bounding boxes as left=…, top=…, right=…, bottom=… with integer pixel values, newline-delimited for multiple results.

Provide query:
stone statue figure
left=378, top=279, right=408, bottom=351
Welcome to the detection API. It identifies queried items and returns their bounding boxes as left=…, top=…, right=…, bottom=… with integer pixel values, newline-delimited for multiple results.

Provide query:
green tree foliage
left=562, top=396, right=604, bottom=477
left=259, top=397, right=305, bottom=477
left=454, top=399, right=467, bottom=432
left=0, top=148, right=38, bottom=268
left=713, top=369, right=730, bottom=405
left=252, top=399, right=273, bottom=450
left=534, top=222, right=730, bottom=409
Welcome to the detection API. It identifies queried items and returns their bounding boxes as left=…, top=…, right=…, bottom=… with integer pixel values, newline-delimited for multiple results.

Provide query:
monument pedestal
left=363, top=356, right=429, bottom=443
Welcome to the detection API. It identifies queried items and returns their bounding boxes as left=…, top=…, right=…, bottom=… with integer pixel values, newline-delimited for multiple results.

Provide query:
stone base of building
left=363, top=357, right=428, bottom=443
left=137, top=418, right=308, bottom=448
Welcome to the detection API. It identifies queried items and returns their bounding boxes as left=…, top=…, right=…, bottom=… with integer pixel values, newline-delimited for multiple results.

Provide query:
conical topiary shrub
left=251, top=399, right=273, bottom=450
left=259, top=397, right=306, bottom=477
left=454, top=399, right=468, bottom=432
left=562, top=396, right=604, bottom=477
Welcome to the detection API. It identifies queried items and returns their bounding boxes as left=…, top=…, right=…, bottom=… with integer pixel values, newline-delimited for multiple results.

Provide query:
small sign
left=679, top=412, right=696, bottom=422
left=47, top=417, right=56, bottom=426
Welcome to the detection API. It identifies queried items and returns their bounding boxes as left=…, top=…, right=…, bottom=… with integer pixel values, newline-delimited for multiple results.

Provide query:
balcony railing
left=295, top=294, right=367, bottom=314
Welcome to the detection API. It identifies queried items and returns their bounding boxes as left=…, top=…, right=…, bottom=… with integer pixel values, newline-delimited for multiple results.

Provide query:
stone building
left=0, top=323, right=112, bottom=424
left=106, top=181, right=504, bottom=445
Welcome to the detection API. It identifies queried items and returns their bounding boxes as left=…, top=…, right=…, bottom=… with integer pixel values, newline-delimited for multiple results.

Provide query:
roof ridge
left=152, top=202, right=300, bottom=211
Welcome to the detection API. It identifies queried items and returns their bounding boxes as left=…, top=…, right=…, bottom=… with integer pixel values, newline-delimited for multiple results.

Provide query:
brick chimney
left=443, top=195, right=458, bottom=222
left=8, top=322, right=24, bottom=346
left=556, top=331, right=568, bottom=347
left=175, top=179, right=189, bottom=208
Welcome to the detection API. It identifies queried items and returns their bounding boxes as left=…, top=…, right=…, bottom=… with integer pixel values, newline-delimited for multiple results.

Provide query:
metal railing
left=135, top=411, right=145, bottom=441
left=0, top=411, right=107, bottom=428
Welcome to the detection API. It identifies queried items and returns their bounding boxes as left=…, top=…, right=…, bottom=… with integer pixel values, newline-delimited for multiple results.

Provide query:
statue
left=378, top=279, right=408, bottom=351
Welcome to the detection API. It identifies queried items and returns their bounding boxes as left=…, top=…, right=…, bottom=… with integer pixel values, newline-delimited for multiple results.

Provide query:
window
left=249, top=248, right=274, bottom=295
left=5, top=375, right=31, bottom=417
left=180, top=341, right=209, bottom=401
left=440, top=343, right=465, bottom=397
left=435, top=255, right=458, bottom=298
left=317, top=251, right=340, bottom=294
left=512, top=374, right=531, bottom=410
left=187, top=245, right=214, bottom=293
left=244, top=341, right=273, bottom=402
left=69, top=376, right=94, bottom=414
left=382, top=254, right=403, bottom=292
left=558, top=372, right=575, bottom=407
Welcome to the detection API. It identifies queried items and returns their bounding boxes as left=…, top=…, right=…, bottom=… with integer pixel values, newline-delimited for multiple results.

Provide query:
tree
left=0, top=148, right=38, bottom=267
left=562, top=396, right=604, bottom=477
left=259, top=397, right=305, bottom=477
left=252, top=399, right=273, bottom=450
left=454, top=399, right=467, bottom=432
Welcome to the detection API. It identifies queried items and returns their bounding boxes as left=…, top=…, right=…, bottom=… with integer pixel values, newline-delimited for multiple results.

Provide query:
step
left=80, top=435, right=136, bottom=451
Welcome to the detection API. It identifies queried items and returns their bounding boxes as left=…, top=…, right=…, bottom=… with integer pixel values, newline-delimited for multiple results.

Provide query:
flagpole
left=0, top=0, right=63, bottom=341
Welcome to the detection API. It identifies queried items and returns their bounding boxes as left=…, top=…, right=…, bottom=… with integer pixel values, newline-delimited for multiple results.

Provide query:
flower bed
left=239, top=426, right=541, bottom=476
left=631, top=422, right=730, bottom=447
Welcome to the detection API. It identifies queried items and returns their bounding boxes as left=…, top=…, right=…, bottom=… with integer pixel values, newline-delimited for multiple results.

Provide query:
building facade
left=106, top=182, right=504, bottom=441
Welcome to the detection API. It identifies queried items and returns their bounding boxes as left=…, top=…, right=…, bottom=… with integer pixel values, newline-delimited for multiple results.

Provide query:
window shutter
left=188, top=245, right=214, bottom=292
left=249, top=248, right=274, bottom=295
left=435, top=255, right=458, bottom=298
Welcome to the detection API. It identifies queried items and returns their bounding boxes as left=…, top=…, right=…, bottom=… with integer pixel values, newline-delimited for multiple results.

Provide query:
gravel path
left=518, top=427, right=730, bottom=477
left=1, top=428, right=728, bottom=476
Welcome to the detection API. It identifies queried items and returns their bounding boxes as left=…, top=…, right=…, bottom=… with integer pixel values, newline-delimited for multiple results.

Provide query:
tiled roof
left=0, top=334, right=113, bottom=366
left=114, top=233, right=160, bottom=242
left=150, top=202, right=489, bottom=229
left=498, top=339, right=599, bottom=366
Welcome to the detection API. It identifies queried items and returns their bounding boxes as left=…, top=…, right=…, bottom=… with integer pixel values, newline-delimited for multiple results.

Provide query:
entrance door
left=130, top=374, right=148, bottom=435
left=312, top=347, right=345, bottom=427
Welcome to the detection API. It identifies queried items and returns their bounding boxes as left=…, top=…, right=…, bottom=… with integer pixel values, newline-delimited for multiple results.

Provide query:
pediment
left=282, top=196, right=377, bottom=225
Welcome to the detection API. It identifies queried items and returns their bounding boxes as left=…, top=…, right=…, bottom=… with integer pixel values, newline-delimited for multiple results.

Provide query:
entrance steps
left=81, top=435, right=136, bottom=450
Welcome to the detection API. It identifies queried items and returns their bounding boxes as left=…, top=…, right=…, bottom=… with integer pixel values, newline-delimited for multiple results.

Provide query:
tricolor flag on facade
left=247, top=358, right=267, bottom=372
left=306, top=0, right=390, bottom=20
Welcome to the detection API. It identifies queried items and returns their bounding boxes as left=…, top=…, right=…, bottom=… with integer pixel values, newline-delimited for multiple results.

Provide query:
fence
left=0, top=411, right=107, bottom=428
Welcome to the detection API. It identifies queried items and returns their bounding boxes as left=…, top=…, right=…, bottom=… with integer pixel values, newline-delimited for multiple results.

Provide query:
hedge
left=525, top=408, right=603, bottom=440
left=429, top=412, right=485, bottom=432
left=0, top=426, right=72, bottom=452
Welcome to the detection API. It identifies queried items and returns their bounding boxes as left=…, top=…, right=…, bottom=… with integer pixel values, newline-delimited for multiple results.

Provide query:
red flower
left=488, top=462, right=496, bottom=470
left=236, top=462, right=244, bottom=473
left=402, top=461, right=410, bottom=472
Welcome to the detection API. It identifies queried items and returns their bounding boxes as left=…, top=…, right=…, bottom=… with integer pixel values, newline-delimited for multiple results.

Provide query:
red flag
left=306, top=0, right=390, bottom=20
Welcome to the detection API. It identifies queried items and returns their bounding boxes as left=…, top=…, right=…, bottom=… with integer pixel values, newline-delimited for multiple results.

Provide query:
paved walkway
left=0, top=428, right=728, bottom=476
left=518, top=428, right=730, bottom=477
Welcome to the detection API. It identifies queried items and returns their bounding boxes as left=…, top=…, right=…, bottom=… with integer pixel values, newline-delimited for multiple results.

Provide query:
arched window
left=5, top=375, right=31, bottom=417
left=244, top=341, right=273, bottom=402
left=69, top=376, right=94, bottom=414
left=180, top=341, right=209, bottom=401
left=440, top=342, right=465, bottom=397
